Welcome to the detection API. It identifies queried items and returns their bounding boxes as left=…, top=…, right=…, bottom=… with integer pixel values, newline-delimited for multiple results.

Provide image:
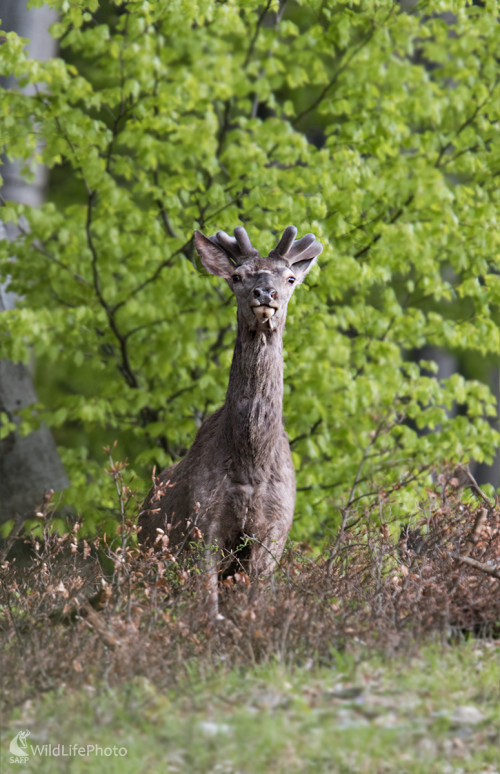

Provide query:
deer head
left=194, top=226, right=323, bottom=332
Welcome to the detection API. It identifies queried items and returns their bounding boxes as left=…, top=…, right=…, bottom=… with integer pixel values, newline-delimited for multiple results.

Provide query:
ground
left=2, top=642, right=499, bottom=773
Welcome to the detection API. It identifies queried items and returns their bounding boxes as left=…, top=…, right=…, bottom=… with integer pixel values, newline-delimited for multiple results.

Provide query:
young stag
left=138, top=226, right=322, bottom=600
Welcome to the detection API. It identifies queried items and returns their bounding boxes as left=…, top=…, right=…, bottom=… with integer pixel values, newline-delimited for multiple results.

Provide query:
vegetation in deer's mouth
left=253, top=305, right=276, bottom=322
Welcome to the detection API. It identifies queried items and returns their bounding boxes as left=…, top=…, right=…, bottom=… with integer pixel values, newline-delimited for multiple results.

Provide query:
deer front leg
left=201, top=545, right=220, bottom=620
left=246, top=527, right=288, bottom=579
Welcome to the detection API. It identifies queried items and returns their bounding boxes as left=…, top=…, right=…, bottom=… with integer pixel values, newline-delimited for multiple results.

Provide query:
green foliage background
left=1, top=0, right=500, bottom=538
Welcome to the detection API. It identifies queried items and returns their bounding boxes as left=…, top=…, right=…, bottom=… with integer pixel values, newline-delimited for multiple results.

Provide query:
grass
left=2, top=641, right=499, bottom=773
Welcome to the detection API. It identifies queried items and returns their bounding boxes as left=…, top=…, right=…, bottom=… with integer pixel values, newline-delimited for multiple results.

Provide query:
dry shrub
left=1, top=472, right=499, bottom=712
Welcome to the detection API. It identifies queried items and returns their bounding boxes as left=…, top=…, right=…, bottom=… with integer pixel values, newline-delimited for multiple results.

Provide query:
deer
left=138, top=225, right=322, bottom=613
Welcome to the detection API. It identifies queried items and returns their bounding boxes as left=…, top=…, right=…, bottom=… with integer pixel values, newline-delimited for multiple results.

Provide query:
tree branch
left=0, top=196, right=88, bottom=284
left=243, top=0, right=273, bottom=69
left=289, top=418, right=322, bottom=448
left=112, top=237, right=193, bottom=314
left=354, top=195, right=414, bottom=259
left=85, top=192, right=139, bottom=389
left=451, top=553, right=500, bottom=581
left=434, top=81, right=499, bottom=169
left=293, top=25, right=376, bottom=126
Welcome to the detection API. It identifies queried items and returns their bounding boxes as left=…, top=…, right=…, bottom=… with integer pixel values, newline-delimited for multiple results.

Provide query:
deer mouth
left=251, top=304, right=277, bottom=324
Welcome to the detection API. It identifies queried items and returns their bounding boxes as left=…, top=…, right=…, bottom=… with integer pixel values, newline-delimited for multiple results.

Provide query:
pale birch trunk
left=0, top=0, right=68, bottom=523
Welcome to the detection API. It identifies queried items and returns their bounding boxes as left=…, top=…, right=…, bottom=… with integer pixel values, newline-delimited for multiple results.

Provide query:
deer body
left=138, top=227, right=322, bottom=585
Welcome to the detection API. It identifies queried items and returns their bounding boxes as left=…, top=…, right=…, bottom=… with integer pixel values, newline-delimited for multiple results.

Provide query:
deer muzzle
left=251, top=287, right=278, bottom=320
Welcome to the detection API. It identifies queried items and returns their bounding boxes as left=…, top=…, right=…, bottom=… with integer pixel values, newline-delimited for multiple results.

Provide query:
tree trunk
left=0, top=0, right=68, bottom=524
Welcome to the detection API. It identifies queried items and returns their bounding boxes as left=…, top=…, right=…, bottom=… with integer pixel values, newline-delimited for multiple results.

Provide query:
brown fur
left=138, top=226, right=322, bottom=600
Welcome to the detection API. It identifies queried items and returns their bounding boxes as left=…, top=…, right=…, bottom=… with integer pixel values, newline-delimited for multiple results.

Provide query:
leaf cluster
left=1, top=0, right=500, bottom=537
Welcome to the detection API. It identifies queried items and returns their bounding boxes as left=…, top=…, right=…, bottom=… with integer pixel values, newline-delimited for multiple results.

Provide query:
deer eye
left=232, top=274, right=241, bottom=283
left=288, top=276, right=296, bottom=284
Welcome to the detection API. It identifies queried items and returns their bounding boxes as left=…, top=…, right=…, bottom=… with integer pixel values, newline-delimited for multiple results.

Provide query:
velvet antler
left=270, top=225, right=323, bottom=264
left=209, top=226, right=259, bottom=266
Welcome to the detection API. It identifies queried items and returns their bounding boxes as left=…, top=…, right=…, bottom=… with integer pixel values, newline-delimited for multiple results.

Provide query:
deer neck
left=223, top=312, right=285, bottom=468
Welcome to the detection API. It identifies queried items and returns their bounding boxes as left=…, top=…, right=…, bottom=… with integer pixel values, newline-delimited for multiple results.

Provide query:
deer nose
left=253, top=287, right=278, bottom=305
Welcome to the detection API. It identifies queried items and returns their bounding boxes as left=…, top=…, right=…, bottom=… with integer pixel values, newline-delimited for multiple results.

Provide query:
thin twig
left=243, top=0, right=273, bottom=69
left=289, top=418, right=322, bottom=448
left=0, top=194, right=88, bottom=284
left=85, top=191, right=139, bottom=388
left=354, top=195, right=414, bottom=259
left=293, top=24, right=376, bottom=126
left=435, top=80, right=499, bottom=168
left=459, top=465, right=495, bottom=511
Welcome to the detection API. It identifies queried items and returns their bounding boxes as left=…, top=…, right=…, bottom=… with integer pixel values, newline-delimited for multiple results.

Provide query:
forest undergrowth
left=1, top=466, right=499, bottom=716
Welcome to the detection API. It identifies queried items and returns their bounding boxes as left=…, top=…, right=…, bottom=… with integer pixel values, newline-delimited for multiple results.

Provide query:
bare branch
left=457, top=465, right=495, bottom=511
left=451, top=553, right=500, bottom=581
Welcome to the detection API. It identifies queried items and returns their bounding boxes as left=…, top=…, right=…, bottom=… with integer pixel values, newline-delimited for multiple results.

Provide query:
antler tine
left=272, top=225, right=298, bottom=257
left=287, top=233, right=322, bottom=263
left=270, top=226, right=323, bottom=264
left=234, top=226, right=258, bottom=257
left=212, top=231, right=240, bottom=260
left=209, top=227, right=258, bottom=265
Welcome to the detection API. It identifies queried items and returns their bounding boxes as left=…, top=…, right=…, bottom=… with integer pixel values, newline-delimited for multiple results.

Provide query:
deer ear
left=291, top=257, right=317, bottom=284
left=271, top=227, right=323, bottom=283
left=291, top=250, right=322, bottom=284
left=194, top=230, right=235, bottom=279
